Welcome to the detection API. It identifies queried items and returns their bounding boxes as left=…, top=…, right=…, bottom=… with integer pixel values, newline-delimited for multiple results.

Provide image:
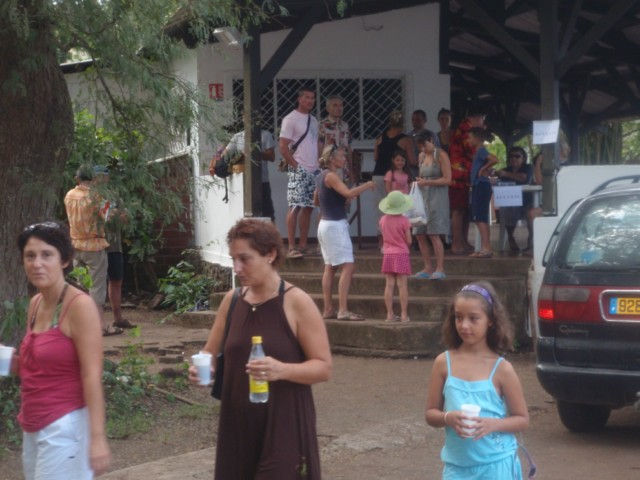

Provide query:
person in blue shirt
left=425, top=281, right=529, bottom=479
left=467, top=128, right=498, bottom=258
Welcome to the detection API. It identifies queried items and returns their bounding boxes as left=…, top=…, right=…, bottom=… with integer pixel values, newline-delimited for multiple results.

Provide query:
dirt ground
left=3, top=307, right=640, bottom=479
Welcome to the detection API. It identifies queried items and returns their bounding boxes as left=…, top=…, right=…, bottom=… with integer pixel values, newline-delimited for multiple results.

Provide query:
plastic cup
left=0, top=346, right=14, bottom=377
left=460, top=403, right=481, bottom=437
left=191, top=352, right=212, bottom=386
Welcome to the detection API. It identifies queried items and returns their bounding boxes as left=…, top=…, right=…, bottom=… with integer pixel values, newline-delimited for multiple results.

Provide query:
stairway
left=208, top=251, right=532, bottom=358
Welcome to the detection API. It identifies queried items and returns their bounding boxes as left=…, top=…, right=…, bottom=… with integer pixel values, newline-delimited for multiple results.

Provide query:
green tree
left=622, top=119, right=640, bottom=164
left=0, top=0, right=265, bottom=306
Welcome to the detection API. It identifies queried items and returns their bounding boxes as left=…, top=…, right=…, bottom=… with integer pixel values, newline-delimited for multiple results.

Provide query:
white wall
left=193, top=4, right=449, bottom=262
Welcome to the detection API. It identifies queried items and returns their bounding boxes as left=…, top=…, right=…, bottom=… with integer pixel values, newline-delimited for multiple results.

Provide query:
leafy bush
left=0, top=376, right=21, bottom=450
left=158, top=260, right=216, bottom=315
left=68, top=265, right=93, bottom=291
left=103, top=331, right=159, bottom=439
left=0, top=297, right=28, bottom=348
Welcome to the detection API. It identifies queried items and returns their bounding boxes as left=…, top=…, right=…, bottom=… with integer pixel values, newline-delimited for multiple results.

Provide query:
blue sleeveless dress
left=441, top=351, right=522, bottom=480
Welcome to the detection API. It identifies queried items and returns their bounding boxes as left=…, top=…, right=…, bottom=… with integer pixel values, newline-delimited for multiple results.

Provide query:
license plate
left=609, top=297, right=640, bottom=315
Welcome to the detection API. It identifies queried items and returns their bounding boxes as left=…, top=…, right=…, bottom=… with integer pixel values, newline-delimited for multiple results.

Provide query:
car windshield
left=561, top=193, right=640, bottom=270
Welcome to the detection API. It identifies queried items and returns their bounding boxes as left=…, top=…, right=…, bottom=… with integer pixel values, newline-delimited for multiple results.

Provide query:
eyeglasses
left=508, top=153, right=523, bottom=158
left=23, top=221, right=61, bottom=232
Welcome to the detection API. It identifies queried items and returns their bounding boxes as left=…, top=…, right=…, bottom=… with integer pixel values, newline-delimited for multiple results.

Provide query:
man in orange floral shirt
left=64, top=165, right=121, bottom=336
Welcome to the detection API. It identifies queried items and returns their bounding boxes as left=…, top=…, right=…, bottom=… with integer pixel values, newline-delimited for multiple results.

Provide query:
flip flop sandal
left=399, top=316, right=410, bottom=323
left=337, top=311, right=365, bottom=321
left=322, top=311, right=337, bottom=320
left=473, top=251, right=493, bottom=258
left=113, top=320, right=137, bottom=329
left=286, top=249, right=304, bottom=259
left=414, top=271, right=431, bottom=279
left=103, top=326, right=124, bottom=336
left=430, top=272, right=447, bottom=280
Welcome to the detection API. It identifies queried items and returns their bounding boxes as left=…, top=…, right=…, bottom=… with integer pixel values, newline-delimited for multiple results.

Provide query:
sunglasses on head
left=23, top=221, right=61, bottom=232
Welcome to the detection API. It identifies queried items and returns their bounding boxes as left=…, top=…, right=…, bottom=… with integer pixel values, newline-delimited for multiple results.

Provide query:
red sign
left=209, top=83, right=224, bottom=100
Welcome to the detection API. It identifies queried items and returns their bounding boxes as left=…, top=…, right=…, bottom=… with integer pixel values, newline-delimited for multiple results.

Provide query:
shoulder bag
left=278, top=114, right=312, bottom=172
left=210, top=288, right=241, bottom=400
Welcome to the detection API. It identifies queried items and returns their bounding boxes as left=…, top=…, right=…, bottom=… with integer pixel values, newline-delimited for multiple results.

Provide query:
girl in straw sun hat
left=378, top=191, right=413, bottom=322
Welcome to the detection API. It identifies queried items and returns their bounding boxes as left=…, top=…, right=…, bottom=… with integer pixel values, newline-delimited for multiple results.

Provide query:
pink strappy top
left=18, top=293, right=86, bottom=432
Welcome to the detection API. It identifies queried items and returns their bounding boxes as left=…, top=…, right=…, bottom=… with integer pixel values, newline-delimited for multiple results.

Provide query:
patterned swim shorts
left=287, top=165, right=319, bottom=207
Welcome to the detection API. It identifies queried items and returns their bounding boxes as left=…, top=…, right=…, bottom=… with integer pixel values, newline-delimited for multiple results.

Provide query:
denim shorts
left=22, top=408, right=93, bottom=480
left=470, top=181, right=493, bottom=223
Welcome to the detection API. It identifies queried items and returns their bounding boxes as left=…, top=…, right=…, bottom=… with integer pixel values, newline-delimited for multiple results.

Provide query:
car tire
left=557, top=401, right=610, bottom=432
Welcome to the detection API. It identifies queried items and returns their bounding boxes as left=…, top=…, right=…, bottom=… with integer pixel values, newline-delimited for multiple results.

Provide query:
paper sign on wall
left=493, top=186, right=523, bottom=207
left=533, top=119, right=560, bottom=145
left=209, top=83, right=224, bottom=100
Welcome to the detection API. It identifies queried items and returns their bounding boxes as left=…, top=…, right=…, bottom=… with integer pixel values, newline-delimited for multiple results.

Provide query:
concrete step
left=283, top=254, right=531, bottom=276
left=280, top=271, right=524, bottom=297
left=210, top=291, right=450, bottom=322
left=325, top=319, right=443, bottom=357
left=174, top=309, right=444, bottom=358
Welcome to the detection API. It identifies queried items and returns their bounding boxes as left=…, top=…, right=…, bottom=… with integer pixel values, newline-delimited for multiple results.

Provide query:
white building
left=193, top=3, right=449, bottom=267
left=63, top=4, right=448, bottom=269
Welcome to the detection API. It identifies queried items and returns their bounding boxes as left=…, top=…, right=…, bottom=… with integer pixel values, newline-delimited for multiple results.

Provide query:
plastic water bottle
left=249, top=336, right=269, bottom=403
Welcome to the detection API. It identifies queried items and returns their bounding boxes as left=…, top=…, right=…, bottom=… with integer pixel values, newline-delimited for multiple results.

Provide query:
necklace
left=247, top=284, right=280, bottom=312
left=31, top=282, right=69, bottom=329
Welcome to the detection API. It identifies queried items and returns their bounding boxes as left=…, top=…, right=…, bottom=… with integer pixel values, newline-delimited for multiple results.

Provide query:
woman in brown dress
left=190, top=218, right=332, bottom=479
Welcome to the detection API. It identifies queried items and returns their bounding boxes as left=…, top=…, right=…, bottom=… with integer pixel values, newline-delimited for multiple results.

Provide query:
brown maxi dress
left=214, top=282, right=321, bottom=479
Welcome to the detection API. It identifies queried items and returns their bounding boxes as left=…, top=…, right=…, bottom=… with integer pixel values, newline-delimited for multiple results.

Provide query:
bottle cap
left=251, top=336, right=262, bottom=343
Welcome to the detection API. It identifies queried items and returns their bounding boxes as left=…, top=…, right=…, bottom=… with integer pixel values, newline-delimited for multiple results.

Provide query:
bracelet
left=443, top=411, right=450, bottom=426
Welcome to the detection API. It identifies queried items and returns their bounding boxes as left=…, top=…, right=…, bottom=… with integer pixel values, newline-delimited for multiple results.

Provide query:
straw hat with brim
left=379, top=190, right=413, bottom=215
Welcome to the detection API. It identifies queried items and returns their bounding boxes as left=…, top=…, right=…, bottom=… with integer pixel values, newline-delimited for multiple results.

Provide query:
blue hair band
left=460, top=284, right=493, bottom=305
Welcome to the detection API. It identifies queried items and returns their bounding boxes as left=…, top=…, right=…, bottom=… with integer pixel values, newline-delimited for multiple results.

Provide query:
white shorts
left=317, top=219, right=354, bottom=266
left=22, top=408, right=93, bottom=480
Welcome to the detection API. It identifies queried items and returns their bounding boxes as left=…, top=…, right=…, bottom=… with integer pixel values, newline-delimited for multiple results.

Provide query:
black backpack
left=214, top=151, right=232, bottom=178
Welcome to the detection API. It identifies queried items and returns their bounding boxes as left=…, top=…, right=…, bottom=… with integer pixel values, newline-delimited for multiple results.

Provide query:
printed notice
left=493, top=186, right=523, bottom=208
left=533, top=119, right=560, bottom=144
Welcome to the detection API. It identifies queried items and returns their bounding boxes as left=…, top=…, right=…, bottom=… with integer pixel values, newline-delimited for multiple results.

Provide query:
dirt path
left=4, top=308, right=640, bottom=479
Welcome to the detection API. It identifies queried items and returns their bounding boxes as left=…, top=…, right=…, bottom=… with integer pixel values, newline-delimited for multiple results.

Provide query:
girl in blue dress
left=425, top=281, right=529, bottom=479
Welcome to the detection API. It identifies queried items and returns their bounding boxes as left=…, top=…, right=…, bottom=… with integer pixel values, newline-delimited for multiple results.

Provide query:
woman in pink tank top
left=9, top=221, right=111, bottom=479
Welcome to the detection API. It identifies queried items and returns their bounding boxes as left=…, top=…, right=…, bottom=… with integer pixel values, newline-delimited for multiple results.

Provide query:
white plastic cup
left=0, top=346, right=15, bottom=377
left=460, top=403, right=481, bottom=437
left=191, top=352, right=212, bottom=386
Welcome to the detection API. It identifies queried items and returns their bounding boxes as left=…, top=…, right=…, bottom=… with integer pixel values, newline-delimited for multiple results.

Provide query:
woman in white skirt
left=314, top=145, right=375, bottom=320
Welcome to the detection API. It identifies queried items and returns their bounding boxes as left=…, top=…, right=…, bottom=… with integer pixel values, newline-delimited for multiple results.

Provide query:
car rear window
left=561, top=192, right=640, bottom=269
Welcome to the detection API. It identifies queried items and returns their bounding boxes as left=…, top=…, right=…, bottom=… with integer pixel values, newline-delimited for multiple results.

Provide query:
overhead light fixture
left=213, top=27, right=241, bottom=47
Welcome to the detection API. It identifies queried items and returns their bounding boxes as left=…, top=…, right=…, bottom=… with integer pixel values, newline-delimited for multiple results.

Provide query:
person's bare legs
left=505, top=225, right=519, bottom=251
left=337, top=262, right=355, bottom=315
left=384, top=274, right=396, bottom=321
left=416, top=234, right=433, bottom=274
left=526, top=207, right=541, bottom=250
left=286, top=206, right=299, bottom=251
left=108, top=279, right=123, bottom=324
left=321, top=264, right=336, bottom=317
left=298, top=206, right=313, bottom=251
left=429, top=234, right=445, bottom=273
left=397, top=275, right=409, bottom=321
left=451, top=208, right=466, bottom=253
left=477, top=221, right=491, bottom=253
left=462, top=211, right=473, bottom=250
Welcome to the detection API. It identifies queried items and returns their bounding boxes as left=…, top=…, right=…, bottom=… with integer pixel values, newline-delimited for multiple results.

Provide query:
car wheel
left=557, top=401, right=610, bottom=432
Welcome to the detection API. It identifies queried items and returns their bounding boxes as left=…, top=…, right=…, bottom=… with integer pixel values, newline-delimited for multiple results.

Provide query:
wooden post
left=538, top=0, right=559, bottom=214
left=243, top=24, right=263, bottom=218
